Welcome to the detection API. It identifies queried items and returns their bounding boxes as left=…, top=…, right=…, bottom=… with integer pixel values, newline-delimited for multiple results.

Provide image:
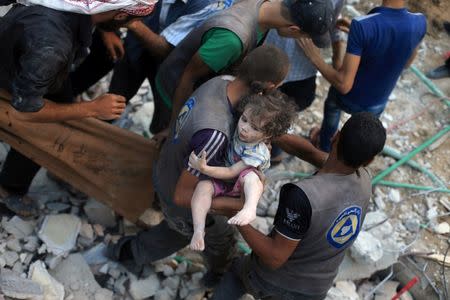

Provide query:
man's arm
left=239, top=226, right=299, bottom=269
left=1, top=90, right=126, bottom=123
left=298, top=38, right=360, bottom=95
left=126, top=20, right=173, bottom=59
left=405, top=46, right=419, bottom=69
left=274, top=134, right=328, bottom=168
left=170, top=52, right=213, bottom=126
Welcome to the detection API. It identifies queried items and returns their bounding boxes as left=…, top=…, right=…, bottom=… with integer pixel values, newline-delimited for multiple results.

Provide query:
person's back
left=253, top=168, right=372, bottom=297
left=341, top=6, right=426, bottom=108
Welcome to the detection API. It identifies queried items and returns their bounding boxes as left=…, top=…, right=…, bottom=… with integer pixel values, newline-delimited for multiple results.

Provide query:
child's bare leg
left=190, top=180, right=215, bottom=251
left=228, top=172, right=263, bottom=226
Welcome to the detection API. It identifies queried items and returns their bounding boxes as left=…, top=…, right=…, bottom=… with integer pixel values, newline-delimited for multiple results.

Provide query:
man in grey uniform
left=212, top=112, right=386, bottom=299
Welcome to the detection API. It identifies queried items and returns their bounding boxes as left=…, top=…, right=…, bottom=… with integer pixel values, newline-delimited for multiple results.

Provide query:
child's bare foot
left=189, top=231, right=205, bottom=251
left=228, top=208, right=256, bottom=226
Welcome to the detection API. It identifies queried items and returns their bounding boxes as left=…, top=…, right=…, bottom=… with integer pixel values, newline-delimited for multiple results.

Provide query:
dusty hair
left=236, top=45, right=290, bottom=94
left=237, top=91, right=298, bottom=138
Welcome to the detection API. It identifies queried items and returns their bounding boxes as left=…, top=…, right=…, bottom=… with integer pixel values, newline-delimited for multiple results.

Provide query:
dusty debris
left=38, top=214, right=81, bottom=255
left=84, top=199, right=117, bottom=228
left=29, top=260, right=65, bottom=300
left=0, top=268, right=44, bottom=299
left=129, top=271, right=161, bottom=299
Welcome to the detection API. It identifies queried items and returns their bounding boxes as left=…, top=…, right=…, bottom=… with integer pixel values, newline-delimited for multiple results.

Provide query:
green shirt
left=199, top=27, right=266, bottom=72
left=155, top=28, right=266, bottom=109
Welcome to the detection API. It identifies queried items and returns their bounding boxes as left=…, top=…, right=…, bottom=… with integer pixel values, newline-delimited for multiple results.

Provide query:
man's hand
left=297, top=38, right=322, bottom=64
left=189, top=151, right=207, bottom=172
left=90, top=93, right=126, bottom=120
left=336, top=17, right=351, bottom=34
left=100, top=31, right=124, bottom=62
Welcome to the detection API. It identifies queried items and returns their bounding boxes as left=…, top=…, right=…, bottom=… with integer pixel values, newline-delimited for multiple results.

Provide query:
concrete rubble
left=38, top=214, right=81, bottom=255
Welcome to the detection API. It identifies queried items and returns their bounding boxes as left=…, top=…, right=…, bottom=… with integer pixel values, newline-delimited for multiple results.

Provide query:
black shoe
left=202, top=271, right=223, bottom=289
left=105, top=237, right=143, bottom=276
left=426, top=65, right=450, bottom=79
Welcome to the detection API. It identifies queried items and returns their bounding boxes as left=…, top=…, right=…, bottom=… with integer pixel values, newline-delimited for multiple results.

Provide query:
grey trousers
left=129, top=214, right=236, bottom=273
left=211, top=256, right=327, bottom=300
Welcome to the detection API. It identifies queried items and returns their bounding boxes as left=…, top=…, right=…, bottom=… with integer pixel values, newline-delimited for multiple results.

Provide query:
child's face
left=237, top=108, right=268, bottom=143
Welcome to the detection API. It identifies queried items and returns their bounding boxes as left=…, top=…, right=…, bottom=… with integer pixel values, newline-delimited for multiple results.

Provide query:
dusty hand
left=297, top=38, right=321, bottom=62
left=151, top=127, right=170, bottom=149
left=336, top=17, right=351, bottom=33
left=188, top=151, right=207, bottom=172
left=91, top=93, right=126, bottom=120
left=100, top=31, right=124, bottom=61
left=125, top=19, right=143, bottom=32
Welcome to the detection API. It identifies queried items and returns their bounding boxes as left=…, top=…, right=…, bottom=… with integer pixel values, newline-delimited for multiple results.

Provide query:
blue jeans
left=212, top=256, right=326, bottom=300
left=319, top=87, right=386, bottom=152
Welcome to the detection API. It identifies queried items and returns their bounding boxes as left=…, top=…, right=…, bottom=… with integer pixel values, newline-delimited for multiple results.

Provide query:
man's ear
left=288, top=25, right=301, bottom=34
left=113, top=12, right=130, bottom=21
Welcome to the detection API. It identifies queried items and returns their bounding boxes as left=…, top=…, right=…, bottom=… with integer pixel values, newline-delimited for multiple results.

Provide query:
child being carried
left=188, top=92, right=297, bottom=251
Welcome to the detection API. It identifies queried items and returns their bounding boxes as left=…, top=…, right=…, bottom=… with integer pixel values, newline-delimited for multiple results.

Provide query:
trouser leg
left=319, top=88, right=342, bottom=152
left=70, top=29, right=115, bottom=97
left=279, top=76, right=317, bottom=112
left=203, top=215, right=237, bottom=274
left=211, top=262, right=247, bottom=300
left=0, top=149, right=40, bottom=195
left=130, top=219, right=190, bottom=266
left=108, top=52, right=151, bottom=101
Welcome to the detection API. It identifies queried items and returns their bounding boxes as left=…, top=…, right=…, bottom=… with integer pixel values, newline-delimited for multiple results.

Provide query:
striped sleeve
left=186, top=129, right=228, bottom=177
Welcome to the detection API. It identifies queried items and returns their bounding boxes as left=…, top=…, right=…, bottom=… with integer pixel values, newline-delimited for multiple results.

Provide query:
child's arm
left=189, top=151, right=248, bottom=180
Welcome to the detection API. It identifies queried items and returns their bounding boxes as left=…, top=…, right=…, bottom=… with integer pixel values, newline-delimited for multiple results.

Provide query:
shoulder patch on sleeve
left=326, top=206, right=362, bottom=249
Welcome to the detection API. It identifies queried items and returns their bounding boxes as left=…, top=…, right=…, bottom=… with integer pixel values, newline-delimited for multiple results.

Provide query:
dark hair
left=337, top=112, right=386, bottom=168
left=237, top=91, right=298, bottom=138
left=236, top=45, right=290, bottom=94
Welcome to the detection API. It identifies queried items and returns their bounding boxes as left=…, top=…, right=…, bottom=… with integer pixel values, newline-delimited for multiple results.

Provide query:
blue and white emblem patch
left=173, top=97, right=196, bottom=142
left=327, top=206, right=362, bottom=249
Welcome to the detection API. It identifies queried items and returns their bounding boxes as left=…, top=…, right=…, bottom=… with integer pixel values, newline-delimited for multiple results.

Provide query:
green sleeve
left=199, top=28, right=243, bottom=73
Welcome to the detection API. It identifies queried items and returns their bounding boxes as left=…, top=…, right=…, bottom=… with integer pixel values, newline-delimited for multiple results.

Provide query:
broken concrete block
left=362, top=211, right=387, bottom=230
left=388, top=189, right=401, bottom=203
left=2, top=250, right=19, bottom=267
left=138, top=208, right=164, bottom=227
left=350, top=231, right=383, bottom=264
left=93, top=224, right=105, bottom=237
left=154, top=287, right=176, bottom=300
left=84, top=199, right=116, bottom=228
left=2, top=216, right=35, bottom=239
left=0, top=268, right=43, bottom=299
left=6, top=238, right=21, bottom=252
left=49, top=253, right=103, bottom=299
left=186, top=288, right=206, bottom=300
left=29, top=260, right=65, bottom=300
left=162, top=275, right=180, bottom=291
left=94, top=289, right=113, bottom=300
left=433, top=222, right=450, bottom=234
left=38, top=214, right=81, bottom=255
left=326, top=281, right=359, bottom=300
left=80, top=222, right=94, bottom=240
left=404, top=218, right=421, bottom=233
left=129, top=272, right=160, bottom=299
left=82, top=243, right=109, bottom=265
left=46, top=202, right=71, bottom=213
left=23, top=236, right=40, bottom=252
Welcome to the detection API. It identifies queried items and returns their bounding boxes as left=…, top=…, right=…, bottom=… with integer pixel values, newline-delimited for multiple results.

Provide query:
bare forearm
left=238, top=225, right=278, bottom=267
left=332, top=41, right=346, bottom=70
left=275, top=134, right=327, bottom=168
left=11, top=100, right=97, bottom=123
left=312, top=56, right=349, bottom=94
left=128, top=22, right=172, bottom=59
left=211, top=196, right=244, bottom=214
